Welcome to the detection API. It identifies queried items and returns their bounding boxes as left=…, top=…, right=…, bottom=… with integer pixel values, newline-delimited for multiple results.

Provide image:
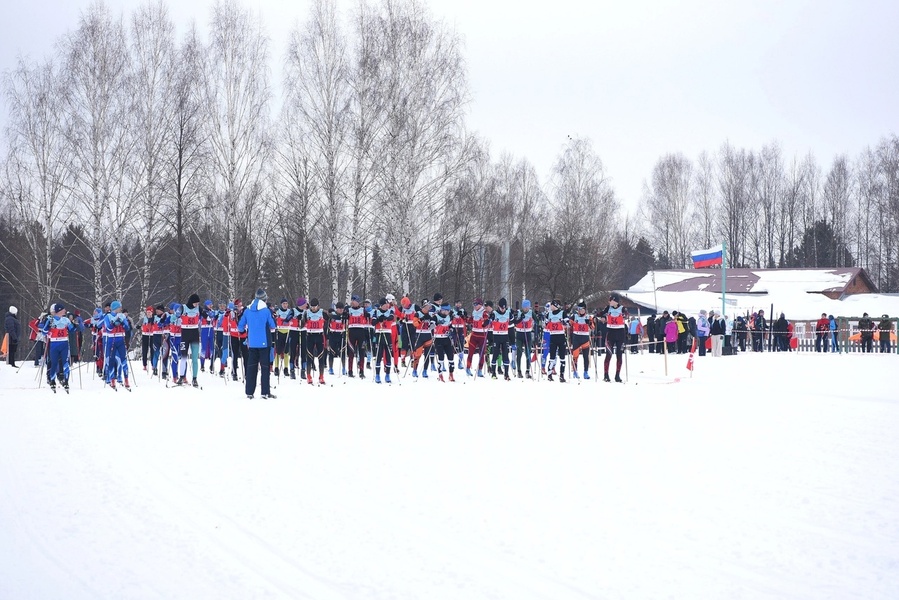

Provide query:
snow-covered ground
left=1, top=351, right=897, bottom=599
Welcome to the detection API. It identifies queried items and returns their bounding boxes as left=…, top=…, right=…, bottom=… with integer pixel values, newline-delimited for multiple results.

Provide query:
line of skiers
left=123, top=290, right=634, bottom=394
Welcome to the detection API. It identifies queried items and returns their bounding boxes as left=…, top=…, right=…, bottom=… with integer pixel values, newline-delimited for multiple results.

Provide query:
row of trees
left=1, top=0, right=896, bottom=321
left=641, top=138, right=899, bottom=291
left=0, top=0, right=624, bottom=318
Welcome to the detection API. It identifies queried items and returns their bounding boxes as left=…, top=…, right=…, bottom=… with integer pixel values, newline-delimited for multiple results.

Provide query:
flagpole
left=722, top=241, right=727, bottom=318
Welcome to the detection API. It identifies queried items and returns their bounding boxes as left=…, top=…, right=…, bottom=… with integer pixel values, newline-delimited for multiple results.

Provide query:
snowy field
left=1, top=351, right=897, bottom=600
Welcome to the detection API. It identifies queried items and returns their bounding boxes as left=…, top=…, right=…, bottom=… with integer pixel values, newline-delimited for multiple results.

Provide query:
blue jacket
left=238, top=299, right=275, bottom=348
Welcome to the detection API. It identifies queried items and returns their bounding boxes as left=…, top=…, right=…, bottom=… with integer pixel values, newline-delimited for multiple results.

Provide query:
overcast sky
left=3, top=0, right=898, bottom=214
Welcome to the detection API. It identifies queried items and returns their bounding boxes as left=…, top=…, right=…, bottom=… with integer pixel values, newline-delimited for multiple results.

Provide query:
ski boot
left=572, top=371, right=579, bottom=379
left=179, top=376, right=188, bottom=386
left=504, top=372, right=511, bottom=381
left=307, top=372, right=314, bottom=385
left=274, top=367, right=279, bottom=377
left=477, top=370, right=484, bottom=378
left=457, top=359, right=464, bottom=370
left=438, top=373, right=445, bottom=382
left=246, top=394, right=254, bottom=399
left=109, top=379, right=117, bottom=390
left=62, top=379, right=69, bottom=392
left=422, top=369, right=429, bottom=379
left=385, top=372, right=392, bottom=384
left=124, top=378, right=131, bottom=390
left=153, top=368, right=158, bottom=376
left=615, top=374, right=623, bottom=383
left=290, top=370, right=296, bottom=380
left=328, top=367, right=334, bottom=375
left=517, top=369, right=523, bottom=379
left=465, top=368, right=472, bottom=377
left=262, top=393, right=277, bottom=399
left=375, top=373, right=382, bottom=384
left=412, top=369, right=418, bottom=378
left=603, top=373, right=611, bottom=382
left=526, top=370, right=533, bottom=379
left=583, top=371, right=590, bottom=380
left=192, top=378, right=199, bottom=388
left=559, top=373, right=566, bottom=383
left=318, top=373, right=325, bottom=385
left=200, top=365, right=205, bottom=373
left=162, top=371, right=168, bottom=380
left=348, top=370, right=354, bottom=378
left=232, top=372, right=238, bottom=382
left=448, top=372, right=455, bottom=382
left=49, top=380, right=57, bottom=391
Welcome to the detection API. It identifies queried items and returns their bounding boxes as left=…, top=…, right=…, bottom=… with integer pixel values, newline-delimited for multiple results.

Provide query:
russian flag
left=691, top=244, right=724, bottom=268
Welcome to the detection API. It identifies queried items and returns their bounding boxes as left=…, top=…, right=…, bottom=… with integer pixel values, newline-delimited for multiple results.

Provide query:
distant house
left=617, top=267, right=899, bottom=320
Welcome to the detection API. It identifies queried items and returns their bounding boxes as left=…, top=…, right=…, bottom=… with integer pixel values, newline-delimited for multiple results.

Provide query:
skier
left=409, top=300, right=434, bottom=378
left=398, top=296, right=416, bottom=366
left=346, top=295, right=369, bottom=378
left=432, top=302, right=456, bottom=382
left=200, top=300, right=215, bottom=371
left=273, top=298, right=293, bottom=377
left=140, top=306, right=154, bottom=371
left=512, top=299, right=535, bottom=378
left=489, top=298, right=513, bottom=380
left=237, top=288, right=277, bottom=399
left=466, top=298, right=489, bottom=377
left=598, top=292, right=627, bottom=382
left=302, top=298, right=329, bottom=385
left=451, top=300, right=468, bottom=369
left=41, top=303, right=75, bottom=391
left=544, top=299, right=568, bottom=383
left=179, top=294, right=203, bottom=386
left=228, top=299, right=247, bottom=380
left=166, top=302, right=183, bottom=384
left=371, top=298, right=396, bottom=383
left=327, top=302, right=348, bottom=375
left=213, top=301, right=228, bottom=376
left=569, top=301, right=593, bottom=379
left=103, top=300, right=131, bottom=389
left=290, top=297, right=307, bottom=379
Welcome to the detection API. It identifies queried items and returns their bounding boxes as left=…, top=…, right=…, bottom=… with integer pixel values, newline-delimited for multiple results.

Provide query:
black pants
left=433, top=337, right=454, bottom=372
left=306, top=333, right=326, bottom=374
left=245, top=346, right=271, bottom=396
left=605, top=328, right=626, bottom=375
left=7, top=341, right=17, bottom=366
left=141, top=334, right=151, bottom=367
left=230, top=337, right=248, bottom=376
left=373, top=331, right=393, bottom=371
left=516, top=331, right=533, bottom=373
left=491, top=334, right=510, bottom=375
left=348, top=328, right=368, bottom=374
left=548, top=334, right=567, bottom=374
left=328, top=332, right=347, bottom=370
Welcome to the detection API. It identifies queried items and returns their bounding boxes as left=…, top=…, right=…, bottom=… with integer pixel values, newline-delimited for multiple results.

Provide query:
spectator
left=627, top=316, right=642, bottom=354
left=877, top=314, right=892, bottom=354
left=5, top=306, right=20, bottom=367
left=785, top=320, right=794, bottom=352
left=774, top=313, right=789, bottom=351
left=829, top=315, right=841, bottom=353
left=709, top=311, right=725, bottom=357
left=752, top=310, right=767, bottom=352
left=734, top=316, right=748, bottom=351
left=655, top=311, right=669, bottom=353
left=696, top=310, right=710, bottom=357
left=858, top=312, right=875, bottom=353
left=645, top=315, right=656, bottom=354
left=675, top=311, right=688, bottom=354
left=815, top=313, right=830, bottom=352
left=664, top=314, right=678, bottom=354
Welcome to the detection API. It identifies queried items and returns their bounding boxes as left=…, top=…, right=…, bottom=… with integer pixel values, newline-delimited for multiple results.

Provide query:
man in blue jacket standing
left=238, top=288, right=277, bottom=399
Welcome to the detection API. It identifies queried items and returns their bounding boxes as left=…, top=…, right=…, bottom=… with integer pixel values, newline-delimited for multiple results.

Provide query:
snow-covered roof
left=621, top=269, right=894, bottom=320
left=628, top=268, right=868, bottom=295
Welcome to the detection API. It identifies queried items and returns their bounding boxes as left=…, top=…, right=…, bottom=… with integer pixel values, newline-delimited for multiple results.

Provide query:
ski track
left=1, top=352, right=899, bottom=599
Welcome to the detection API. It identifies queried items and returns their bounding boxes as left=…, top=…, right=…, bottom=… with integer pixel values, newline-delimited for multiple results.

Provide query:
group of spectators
left=620, top=309, right=895, bottom=357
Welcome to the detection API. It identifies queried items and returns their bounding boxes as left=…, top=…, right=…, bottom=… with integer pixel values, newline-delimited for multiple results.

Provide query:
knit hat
left=155, top=304, right=165, bottom=312
left=400, top=296, right=411, bottom=309
left=551, top=298, right=562, bottom=308
left=379, top=297, right=389, bottom=307
left=440, top=303, right=451, bottom=311
left=146, top=305, right=154, bottom=312
left=310, top=297, right=319, bottom=307
left=227, top=302, right=235, bottom=310
left=187, top=293, right=200, bottom=308
left=110, top=301, right=121, bottom=311
left=577, top=301, right=586, bottom=310
left=335, top=302, right=345, bottom=310
left=9, top=305, right=17, bottom=315
left=204, top=300, right=213, bottom=307
left=255, top=288, right=267, bottom=301
left=386, top=293, right=396, bottom=303
left=351, top=294, right=360, bottom=303
left=280, top=298, right=288, bottom=305
left=433, top=292, right=444, bottom=303
left=234, top=298, right=242, bottom=306
left=521, top=299, right=531, bottom=309
left=485, top=300, right=494, bottom=308
left=473, top=297, right=483, bottom=306
left=168, top=302, right=179, bottom=311
left=498, top=297, right=507, bottom=308
left=700, top=309, right=707, bottom=316
left=296, top=297, right=307, bottom=307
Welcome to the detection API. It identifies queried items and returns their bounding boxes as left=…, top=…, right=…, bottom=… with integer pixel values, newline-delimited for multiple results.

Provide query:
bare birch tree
left=2, top=57, right=73, bottom=309
left=201, top=0, right=271, bottom=297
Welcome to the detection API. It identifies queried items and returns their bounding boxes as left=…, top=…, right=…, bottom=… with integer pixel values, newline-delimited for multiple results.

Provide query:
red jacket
left=816, top=317, right=829, bottom=334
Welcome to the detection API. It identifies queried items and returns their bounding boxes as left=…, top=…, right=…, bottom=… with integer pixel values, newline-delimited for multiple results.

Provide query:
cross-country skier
left=490, top=298, right=513, bottom=380
left=179, top=294, right=203, bottom=386
left=598, top=292, right=627, bottom=382
left=346, top=295, right=369, bottom=378
left=569, top=301, right=593, bottom=379
left=432, top=302, right=456, bottom=382
left=200, top=300, right=215, bottom=371
left=544, top=299, right=568, bottom=383
left=512, top=299, right=535, bottom=378
left=273, top=298, right=292, bottom=377
left=303, top=298, right=329, bottom=385
left=466, top=298, right=489, bottom=377
left=371, top=298, right=396, bottom=383
left=103, top=300, right=131, bottom=389
left=327, top=302, right=347, bottom=375
left=41, top=303, right=75, bottom=391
